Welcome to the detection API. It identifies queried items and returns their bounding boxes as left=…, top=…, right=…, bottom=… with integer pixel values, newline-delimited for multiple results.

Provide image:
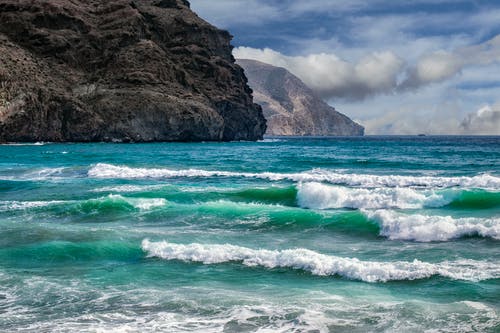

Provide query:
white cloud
left=460, top=104, right=500, bottom=135
left=400, top=51, right=463, bottom=89
left=416, top=52, right=462, bottom=82
left=352, top=91, right=467, bottom=135
left=234, top=47, right=404, bottom=100
left=400, top=36, right=500, bottom=89
left=343, top=86, right=500, bottom=135
left=235, top=34, right=500, bottom=102
left=191, top=0, right=500, bottom=135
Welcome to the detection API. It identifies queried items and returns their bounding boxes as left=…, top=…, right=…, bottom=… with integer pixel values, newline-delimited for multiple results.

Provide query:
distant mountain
left=238, top=59, right=364, bottom=136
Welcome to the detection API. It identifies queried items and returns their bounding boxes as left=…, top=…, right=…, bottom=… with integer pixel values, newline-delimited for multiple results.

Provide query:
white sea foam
left=0, top=167, right=70, bottom=181
left=1, top=142, right=47, bottom=146
left=12, top=300, right=499, bottom=333
left=259, top=138, right=285, bottom=143
left=141, top=240, right=499, bottom=282
left=0, top=195, right=167, bottom=212
left=297, top=182, right=454, bottom=209
left=26, top=167, right=67, bottom=179
left=91, top=184, right=166, bottom=193
left=365, top=210, right=500, bottom=242
left=3, top=271, right=498, bottom=332
left=88, top=163, right=500, bottom=189
left=103, top=194, right=166, bottom=211
left=132, top=198, right=166, bottom=210
left=15, top=305, right=354, bottom=333
left=0, top=200, right=68, bottom=211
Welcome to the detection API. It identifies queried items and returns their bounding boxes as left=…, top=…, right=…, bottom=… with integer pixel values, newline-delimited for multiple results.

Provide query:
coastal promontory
left=0, top=0, right=266, bottom=142
left=238, top=59, right=364, bottom=136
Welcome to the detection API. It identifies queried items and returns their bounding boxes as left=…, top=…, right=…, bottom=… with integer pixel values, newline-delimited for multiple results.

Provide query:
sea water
left=0, top=136, right=498, bottom=332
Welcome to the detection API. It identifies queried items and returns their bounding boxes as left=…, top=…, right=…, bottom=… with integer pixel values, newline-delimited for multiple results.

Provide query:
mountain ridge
left=238, top=59, right=364, bottom=136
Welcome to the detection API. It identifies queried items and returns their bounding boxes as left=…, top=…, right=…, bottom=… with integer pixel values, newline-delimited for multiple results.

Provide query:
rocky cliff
left=0, top=0, right=266, bottom=142
left=238, top=59, right=364, bottom=136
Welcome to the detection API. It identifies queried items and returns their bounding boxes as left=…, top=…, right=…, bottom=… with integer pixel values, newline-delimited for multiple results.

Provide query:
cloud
left=189, top=0, right=280, bottom=27
left=361, top=103, right=500, bottom=135
left=460, top=104, right=500, bottom=135
left=354, top=96, right=500, bottom=135
left=192, top=0, right=500, bottom=135
left=234, top=47, right=404, bottom=100
left=400, top=36, right=500, bottom=89
left=359, top=99, right=465, bottom=135
left=235, top=34, right=500, bottom=101
left=400, top=51, right=463, bottom=89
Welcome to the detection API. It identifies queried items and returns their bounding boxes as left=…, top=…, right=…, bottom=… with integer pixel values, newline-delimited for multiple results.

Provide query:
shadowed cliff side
left=0, top=0, right=266, bottom=142
left=238, top=59, right=364, bottom=136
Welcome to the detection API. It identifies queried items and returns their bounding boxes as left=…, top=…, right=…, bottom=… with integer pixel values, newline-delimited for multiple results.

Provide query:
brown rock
left=0, top=0, right=266, bottom=142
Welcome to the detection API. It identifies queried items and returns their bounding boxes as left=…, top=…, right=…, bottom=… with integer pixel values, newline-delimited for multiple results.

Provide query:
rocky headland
left=0, top=0, right=266, bottom=142
left=238, top=59, right=364, bottom=136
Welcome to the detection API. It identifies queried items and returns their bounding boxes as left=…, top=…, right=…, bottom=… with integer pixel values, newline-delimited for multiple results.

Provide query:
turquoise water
left=0, top=136, right=498, bottom=332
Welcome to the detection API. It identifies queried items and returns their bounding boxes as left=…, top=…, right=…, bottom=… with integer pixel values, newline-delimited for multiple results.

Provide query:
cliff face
left=238, top=59, right=364, bottom=136
left=0, top=0, right=266, bottom=142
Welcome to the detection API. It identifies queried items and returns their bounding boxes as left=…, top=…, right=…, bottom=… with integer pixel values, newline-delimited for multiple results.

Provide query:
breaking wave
left=0, top=200, right=68, bottom=211
left=141, top=240, right=499, bottom=283
left=297, top=182, right=454, bottom=209
left=0, top=195, right=166, bottom=214
left=88, top=163, right=500, bottom=189
left=364, top=210, right=500, bottom=242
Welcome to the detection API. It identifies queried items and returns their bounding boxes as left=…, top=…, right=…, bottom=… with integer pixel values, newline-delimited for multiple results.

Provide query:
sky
left=190, top=0, right=500, bottom=135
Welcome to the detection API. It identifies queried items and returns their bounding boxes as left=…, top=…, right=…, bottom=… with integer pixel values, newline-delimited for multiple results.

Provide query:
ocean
left=0, top=136, right=498, bottom=332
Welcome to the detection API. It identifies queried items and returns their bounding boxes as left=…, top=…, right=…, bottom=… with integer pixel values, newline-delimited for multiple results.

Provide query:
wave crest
left=82, top=194, right=166, bottom=211
left=141, top=240, right=499, bottom=282
left=365, top=210, right=500, bottom=242
left=297, top=182, right=454, bottom=209
left=88, top=163, right=500, bottom=189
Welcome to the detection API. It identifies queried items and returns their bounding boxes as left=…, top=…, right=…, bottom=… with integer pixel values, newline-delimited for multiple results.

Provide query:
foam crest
left=103, top=194, right=166, bottom=210
left=88, top=163, right=500, bottom=189
left=141, top=240, right=499, bottom=282
left=88, top=163, right=236, bottom=179
left=0, top=200, right=68, bottom=211
left=91, top=184, right=166, bottom=193
left=0, top=167, right=73, bottom=181
left=0, top=196, right=166, bottom=212
left=27, top=167, right=67, bottom=179
left=259, top=138, right=285, bottom=142
left=297, top=182, right=453, bottom=209
left=365, top=210, right=500, bottom=242
left=1, top=142, right=47, bottom=146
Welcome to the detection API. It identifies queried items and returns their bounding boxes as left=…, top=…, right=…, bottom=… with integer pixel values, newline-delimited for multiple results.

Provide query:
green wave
left=3, top=186, right=497, bottom=232
left=0, top=195, right=165, bottom=222
left=98, top=184, right=500, bottom=211
left=447, top=190, right=500, bottom=209
left=226, top=186, right=298, bottom=206
left=123, top=185, right=299, bottom=206
left=76, top=195, right=136, bottom=215
left=226, top=186, right=500, bottom=210
left=0, top=240, right=143, bottom=266
left=187, top=201, right=379, bottom=236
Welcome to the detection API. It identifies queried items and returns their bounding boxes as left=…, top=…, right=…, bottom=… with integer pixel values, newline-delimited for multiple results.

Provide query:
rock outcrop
left=0, top=0, right=266, bottom=142
left=238, top=59, right=364, bottom=136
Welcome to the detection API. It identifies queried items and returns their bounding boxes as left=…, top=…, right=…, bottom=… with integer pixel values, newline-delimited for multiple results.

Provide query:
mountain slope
left=238, top=59, right=363, bottom=136
left=0, top=0, right=266, bottom=142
